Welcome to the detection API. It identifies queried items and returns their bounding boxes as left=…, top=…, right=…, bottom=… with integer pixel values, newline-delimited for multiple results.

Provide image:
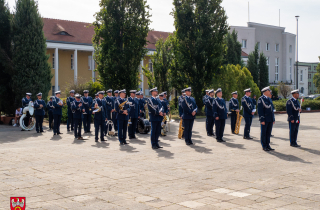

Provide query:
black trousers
left=118, top=119, right=128, bottom=143
left=230, top=112, right=237, bottom=133
left=24, top=111, right=30, bottom=127
left=112, top=112, right=118, bottom=131
left=53, top=114, right=61, bottom=134
left=48, top=112, right=53, bottom=129
left=184, top=119, right=194, bottom=144
left=74, top=118, right=82, bottom=138
left=83, top=113, right=92, bottom=132
left=261, top=122, right=273, bottom=149
left=35, top=115, right=44, bottom=132
left=289, top=122, right=299, bottom=145
left=67, top=109, right=74, bottom=130
left=215, top=119, right=225, bottom=140
left=206, top=116, right=214, bottom=135
left=128, top=118, right=138, bottom=138
left=94, top=119, right=105, bottom=140
left=244, top=117, right=252, bottom=137
left=150, top=121, right=161, bottom=147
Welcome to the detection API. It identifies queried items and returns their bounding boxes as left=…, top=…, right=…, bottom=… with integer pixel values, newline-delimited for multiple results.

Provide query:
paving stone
left=228, top=192, right=251, bottom=198
left=178, top=201, right=206, bottom=208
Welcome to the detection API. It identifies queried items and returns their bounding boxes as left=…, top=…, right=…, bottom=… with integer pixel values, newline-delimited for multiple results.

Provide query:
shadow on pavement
left=268, top=151, right=312, bottom=164
left=220, top=138, right=246, bottom=149
left=119, top=144, right=139, bottom=153
left=297, top=147, right=320, bottom=156
left=50, top=135, right=62, bottom=141
left=91, top=141, right=109, bottom=149
left=154, top=148, right=174, bottom=159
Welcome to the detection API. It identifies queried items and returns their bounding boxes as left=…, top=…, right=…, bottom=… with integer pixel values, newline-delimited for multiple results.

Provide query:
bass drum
left=137, top=118, right=151, bottom=134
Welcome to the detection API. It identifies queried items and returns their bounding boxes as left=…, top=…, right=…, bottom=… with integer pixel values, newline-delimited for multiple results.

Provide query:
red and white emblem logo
left=10, top=197, right=26, bottom=210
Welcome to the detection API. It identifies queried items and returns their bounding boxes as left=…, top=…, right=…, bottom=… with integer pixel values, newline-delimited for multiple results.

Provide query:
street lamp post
left=295, top=16, right=299, bottom=90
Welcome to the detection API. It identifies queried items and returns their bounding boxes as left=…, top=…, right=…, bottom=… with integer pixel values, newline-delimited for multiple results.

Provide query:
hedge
left=273, top=99, right=320, bottom=111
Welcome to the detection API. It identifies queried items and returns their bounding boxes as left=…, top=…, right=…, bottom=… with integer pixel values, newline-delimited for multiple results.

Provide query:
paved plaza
left=1, top=113, right=320, bottom=209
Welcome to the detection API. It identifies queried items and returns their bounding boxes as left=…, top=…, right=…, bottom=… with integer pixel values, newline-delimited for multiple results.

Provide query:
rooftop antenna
left=248, top=2, right=250, bottom=22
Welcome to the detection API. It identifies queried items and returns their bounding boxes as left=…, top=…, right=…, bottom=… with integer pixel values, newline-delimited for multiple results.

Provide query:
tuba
left=178, top=118, right=184, bottom=139
left=20, top=101, right=36, bottom=131
left=234, top=111, right=243, bottom=134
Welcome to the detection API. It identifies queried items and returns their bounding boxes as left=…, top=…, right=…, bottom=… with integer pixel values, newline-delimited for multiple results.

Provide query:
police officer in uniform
left=178, top=89, right=186, bottom=138
left=92, top=91, right=107, bottom=142
left=115, top=89, right=131, bottom=145
left=147, top=87, right=164, bottom=149
left=203, top=90, right=210, bottom=135
left=242, top=88, right=255, bottom=139
left=104, top=89, right=114, bottom=134
left=258, top=86, right=275, bottom=151
left=95, top=93, right=99, bottom=100
left=53, top=91, right=63, bottom=135
left=47, top=96, right=54, bottom=130
left=286, top=89, right=302, bottom=147
left=213, top=88, right=228, bottom=142
left=181, top=87, right=198, bottom=145
left=229, top=91, right=240, bottom=134
left=159, top=92, right=168, bottom=136
left=82, top=90, right=93, bottom=133
left=128, top=90, right=139, bottom=139
left=205, top=89, right=215, bottom=136
left=113, top=90, right=120, bottom=132
left=34, top=93, right=46, bottom=133
left=67, top=90, right=75, bottom=131
left=72, top=94, right=85, bottom=140
left=21, top=93, right=33, bottom=130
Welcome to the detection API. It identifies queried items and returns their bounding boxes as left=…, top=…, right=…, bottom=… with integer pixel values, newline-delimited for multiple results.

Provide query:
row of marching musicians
left=180, top=86, right=302, bottom=152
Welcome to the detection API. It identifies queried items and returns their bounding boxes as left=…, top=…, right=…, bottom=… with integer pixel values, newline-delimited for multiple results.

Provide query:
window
left=289, top=45, right=292, bottom=53
left=314, top=66, right=317, bottom=71
left=308, top=82, right=311, bottom=87
left=308, top=66, right=311, bottom=71
left=275, top=44, right=279, bottom=52
left=275, top=58, right=279, bottom=81
left=242, top=39, right=247, bottom=48
left=149, top=59, right=153, bottom=72
left=71, top=54, right=74, bottom=70
left=266, top=57, right=270, bottom=73
left=52, top=53, right=55, bottom=69
left=257, top=42, right=260, bottom=50
left=300, top=70, right=303, bottom=82
left=88, top=55, right=94, bottom=70
left=308, top=74, right=311, bottom=79
left=266, top=43, right=270, bottom=51
left=289, top=58, right=292, bottom=81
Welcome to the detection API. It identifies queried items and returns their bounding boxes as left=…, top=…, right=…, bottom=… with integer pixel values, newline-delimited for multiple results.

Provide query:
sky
left=6, top=0, right=320, bottom=62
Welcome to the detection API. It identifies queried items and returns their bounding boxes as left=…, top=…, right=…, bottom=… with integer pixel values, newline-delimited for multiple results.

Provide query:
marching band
left=19, top=86, right=303, bottom=151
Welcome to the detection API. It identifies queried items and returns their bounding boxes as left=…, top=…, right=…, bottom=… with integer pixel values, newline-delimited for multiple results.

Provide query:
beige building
left=43, top=18, right=170, bottom=97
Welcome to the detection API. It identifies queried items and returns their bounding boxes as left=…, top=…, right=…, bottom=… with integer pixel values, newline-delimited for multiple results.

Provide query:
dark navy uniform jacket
left=128, top=97, right=139, bottom=118
left=286, top=98, right=300, bottom=122
left=138, top=98, right=146, bottom=114
left=67, top=96, right=75, bottom=112
left=91, top=98, right=106, bottom=121
left=242, top=96, right=254, bottom=118
left=178, top=95, right=184, bottom=117
left=148, top=97, right=163, bottom=122
left=82, top=96, right=93, bottom=114
left=181, top=96, right=198, bottom=120
left=160, top=99, right=168, bottom=115
left=229, top=97, right=239, bottom=114
left=72, top=100, right=84, bottom=119
left=205, top=97, right=214, bottom=117
left=258, top=95, right=275, bottom=123
left=213, top=97, right=228, bottom=119
left=115, top=98, right=131, bottom=121
left=34, top=99, right=46, bottom=116
left=47, top=101, right=54, bottom=113
left=203, top=95, right=209, bottom=113
left=22, top=97, right=32, bottom=111
left=252, top=98, right=257, bottom=108
left=104, top=96, right=114, bottom=118
left=52, top=97, right=63, bottom=115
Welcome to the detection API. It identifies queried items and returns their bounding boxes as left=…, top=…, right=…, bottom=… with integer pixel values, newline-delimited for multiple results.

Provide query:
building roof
left=241, top=50, right=248, bottom=57
left=43, top=18, right=172, bottom=50
left=43, top=18, right=95, bottom=45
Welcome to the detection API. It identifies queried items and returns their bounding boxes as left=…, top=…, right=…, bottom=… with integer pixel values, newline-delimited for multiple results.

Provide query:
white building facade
left=230, top=22, right=296, bottom=88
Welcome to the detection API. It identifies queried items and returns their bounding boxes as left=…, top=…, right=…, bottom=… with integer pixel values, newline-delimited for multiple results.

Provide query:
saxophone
left=161, top=115, right=167, bottom=136
left=234, top=111, right=243, bottom=134
left=178, top=118, right=184, bottom=139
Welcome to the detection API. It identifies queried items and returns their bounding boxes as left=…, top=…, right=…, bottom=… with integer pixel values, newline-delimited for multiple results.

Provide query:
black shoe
left=186, top=143, right=191, bottom=145
left=57, top=132, right=63, bottom=135
left=207, top=134, right=212, bottom=136
left=212, top=133, right=215, bottom=136
left=67, top=129, right=70, bottom=132
left=37, top=131, right=40, bottom=133
left=247, top=136, right=253, bottom=139
left=263, top=148, right=270, bottom=151
left=101, top=139, right=106, bottom=141
left=271, top=135, right=274, bottom=137
left=152, top=146, right=158, bottom=149
left=71, top=129, right=74, bottom=131
left=232, top=132, right=235, bottom=134
left=243, top=136, right=247, bottom=139
left=120, top=142, right=125, bottom=145
left=157, top=146, right=163, bottom=148
left=40, top=130, right=44, bottom=133
left=291, top=144, right=301, bottom=147
left=124, top=142, right=129, bottom=144
left=95, top=140, right=98, bottom=142
left=189, top=142, right=194, bottom=145
left=268, top=147, right=275, bottom=151
left=220, top=139, right=225, bottom=142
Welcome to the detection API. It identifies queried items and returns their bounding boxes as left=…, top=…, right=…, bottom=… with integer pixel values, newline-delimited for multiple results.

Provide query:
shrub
left=65, top=79, right=104, bottom=97
left=273, top=99, right=320, bottom=111
left=315, top=96, right=320, bottom=100
left=270, top=86, right=279, bottom=97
